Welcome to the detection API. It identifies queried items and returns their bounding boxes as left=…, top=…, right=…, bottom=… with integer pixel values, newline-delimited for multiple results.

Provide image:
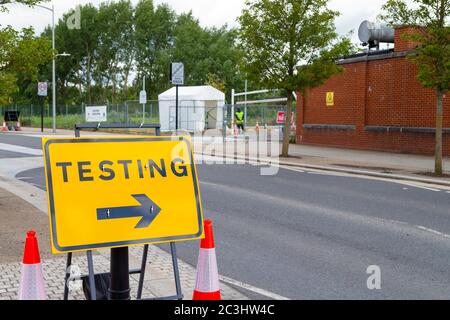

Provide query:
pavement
left=2, top=128, right=450, bottom=299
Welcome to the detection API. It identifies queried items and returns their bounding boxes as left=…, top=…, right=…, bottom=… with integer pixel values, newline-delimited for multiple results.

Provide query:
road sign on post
left=38, top=82, right=48, bottom=97
left=42, top=136, right=204, bottom=254
left=170, top=63, right=184, bottom=86
left=139, top=90, right=147, bottom=105
left=38, top=82, right=48, bottom=133
left=85, top=106, right=107, bottom=122
left=276, top=111, right=294, bottom=124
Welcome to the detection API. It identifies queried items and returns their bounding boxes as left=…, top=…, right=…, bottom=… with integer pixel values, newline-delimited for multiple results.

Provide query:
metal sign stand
left=62, top=123, right=183, bottom=301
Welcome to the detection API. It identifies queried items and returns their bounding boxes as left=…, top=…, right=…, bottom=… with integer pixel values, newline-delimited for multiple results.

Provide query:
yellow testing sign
left=42, top=136, right=204, bottom=254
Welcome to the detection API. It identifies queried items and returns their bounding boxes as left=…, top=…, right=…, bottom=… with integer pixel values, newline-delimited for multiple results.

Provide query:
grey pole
left=176, top=85, right=179, bottom=131
left=142, top=76, right=146, bottom=124
left=52, top=5, right=56, bottom=133
left=244, top=79, right=248, bottom=127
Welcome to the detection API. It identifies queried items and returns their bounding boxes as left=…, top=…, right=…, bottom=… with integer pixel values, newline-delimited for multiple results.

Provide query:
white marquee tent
left=158, top=85, right=225, bottom=132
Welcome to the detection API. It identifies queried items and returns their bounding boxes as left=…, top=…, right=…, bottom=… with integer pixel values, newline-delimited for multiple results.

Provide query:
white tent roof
left=158, top=85, right=225, bottom=101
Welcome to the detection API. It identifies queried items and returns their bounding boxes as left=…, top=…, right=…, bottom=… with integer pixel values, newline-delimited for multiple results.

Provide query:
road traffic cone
left=256, top=121, right=260, bottom=131
left=193, top=220, right=221, bottom=300
left=1, top=122, right=7, bottom=132
left=18, top=231, right=46, bottom=300
left=233, top=123, right=238, bottom=137
left=291, top=120, right=297, bottom=131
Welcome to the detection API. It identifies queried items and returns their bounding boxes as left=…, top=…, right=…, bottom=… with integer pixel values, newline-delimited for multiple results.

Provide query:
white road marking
left=416, top=226, right=450, bottom=240
left=280, top=166, right=305, bottom=173
left=0, top=142, right=42, bottom=156
left=398, top=182, right=441, bottom=192
left=279, top=164, right=449, bottom=192
left=218, top=275, right=291, bottom=300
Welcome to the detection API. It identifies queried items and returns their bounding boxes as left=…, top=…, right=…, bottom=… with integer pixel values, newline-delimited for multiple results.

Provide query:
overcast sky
left=0, top=0, right=390, bottom=43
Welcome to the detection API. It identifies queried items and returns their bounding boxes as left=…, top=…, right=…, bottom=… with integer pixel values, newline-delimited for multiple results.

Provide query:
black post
left=63, top=253, right=73, bottom=300
left=175, top=85, right=179, bottom=131
left=108, top=247, right=130, bottom=300
left=41, top=99, right=44, bottom=133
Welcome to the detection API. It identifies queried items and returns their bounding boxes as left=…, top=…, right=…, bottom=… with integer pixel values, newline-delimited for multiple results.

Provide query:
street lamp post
left=35, top=4, right=57, bottom=133
left=34, top=5, right=71, bottom=134
left=7, top=1, right=62, bottom=132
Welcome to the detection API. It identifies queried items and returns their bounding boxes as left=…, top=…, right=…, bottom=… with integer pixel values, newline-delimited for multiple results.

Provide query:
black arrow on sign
left=96, top=194, right=161, bottom=229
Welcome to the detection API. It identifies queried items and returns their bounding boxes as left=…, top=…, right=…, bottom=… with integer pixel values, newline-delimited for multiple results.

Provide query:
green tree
left=203, top=27, right=244, bottom=97
left=172, top=15, right=244, bottom=97
left=0, top=27, right=17, bottom=104
left=173, top=13, right=209, bottom=85
left=95, top=0, right=135, bottom=104
left=0, top=26, right=52, bottom=105
left=135, top=0, right=176, bottom=98
left=10, top=28, right=52, bottom=104
left=1, top=0, right=51, bottom=104
left=380, top=0, right=450, bottom=175
left=238, top=0, right=353, bottom=157
left=206, top=73, right=226, bottom=92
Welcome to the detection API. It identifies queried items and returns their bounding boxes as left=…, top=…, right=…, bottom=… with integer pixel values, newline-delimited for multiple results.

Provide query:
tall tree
left=1, top=0, right=51, bottom=104
left=135, top=0, right=176, bottom=98
left=203, top=27, right=244, bottom=96
left=0, top=27, right=18, bottom=104
left=0, top=26, right=52, bottom=105
left=238, top=0, right=353, bottom=157
left=173, top=12, right=209, bottom=85
left=380, top=0, right=450, bottom=175
left=95, top=0, right=134, bottom=104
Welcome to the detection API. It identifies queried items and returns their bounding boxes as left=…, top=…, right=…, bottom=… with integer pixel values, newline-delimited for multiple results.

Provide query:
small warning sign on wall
left=326, top=92, right=334, bottom=107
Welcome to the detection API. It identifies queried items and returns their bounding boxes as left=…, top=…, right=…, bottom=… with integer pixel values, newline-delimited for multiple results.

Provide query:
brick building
left=296, top=26, right=449, bottom=155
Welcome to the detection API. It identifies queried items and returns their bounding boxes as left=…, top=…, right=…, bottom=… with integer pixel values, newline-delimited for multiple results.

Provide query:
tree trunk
left=435, top=89, right=444, bottom=175
left=281, top=91, right=293, bottom=157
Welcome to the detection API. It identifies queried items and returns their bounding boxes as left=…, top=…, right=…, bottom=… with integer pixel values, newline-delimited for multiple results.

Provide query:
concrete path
left=288, top=143, right=450, bottom=173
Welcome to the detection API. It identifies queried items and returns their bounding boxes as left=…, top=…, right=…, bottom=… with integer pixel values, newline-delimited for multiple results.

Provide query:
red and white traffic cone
left=18, top=231, right=46, bottom=300
left=15, top=120, right=22, bottom=131
left=1, top=122, right=7, bottom=132
left=193, top=220, right=221, bottom=300
left=256, top=121, right=260, bottom=131
left=233, top=123, right=238, bottom=137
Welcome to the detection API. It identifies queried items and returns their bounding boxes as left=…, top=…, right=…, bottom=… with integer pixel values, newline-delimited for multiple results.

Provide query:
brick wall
left=296, top=44, right=450, bottom=155
left=394, top=26, right=425, bottom=52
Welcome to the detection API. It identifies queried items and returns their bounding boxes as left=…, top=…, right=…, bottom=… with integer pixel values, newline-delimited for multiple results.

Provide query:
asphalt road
left=4, top=133, right=450, bottom=299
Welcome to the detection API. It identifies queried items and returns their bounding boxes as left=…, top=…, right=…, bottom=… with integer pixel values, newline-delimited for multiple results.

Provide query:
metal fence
left=0, top=101, right=161, bottom=130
